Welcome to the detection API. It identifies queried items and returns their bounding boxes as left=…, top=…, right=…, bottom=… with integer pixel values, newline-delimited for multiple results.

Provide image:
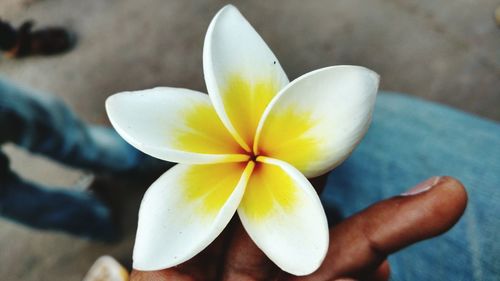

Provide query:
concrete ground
left=0, top=0, right=498, bottom=280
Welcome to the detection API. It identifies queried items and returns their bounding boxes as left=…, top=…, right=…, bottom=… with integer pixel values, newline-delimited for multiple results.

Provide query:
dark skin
left=131, top=176, right=467, bottom=281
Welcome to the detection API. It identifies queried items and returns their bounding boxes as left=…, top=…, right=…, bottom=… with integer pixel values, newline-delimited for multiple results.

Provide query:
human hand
left=131, top=176, right=467, bottom=281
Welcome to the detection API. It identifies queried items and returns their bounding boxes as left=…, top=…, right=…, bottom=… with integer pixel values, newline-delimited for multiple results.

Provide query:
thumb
left=289, top=176, right=468, bottom=280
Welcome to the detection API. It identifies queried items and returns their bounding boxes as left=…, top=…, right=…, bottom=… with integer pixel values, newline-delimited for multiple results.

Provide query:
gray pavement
left=0, top=0, right=499, bottom=280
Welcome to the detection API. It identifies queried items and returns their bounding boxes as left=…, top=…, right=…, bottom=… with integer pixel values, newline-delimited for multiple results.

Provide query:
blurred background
left=0, top=0, right=498, bottom=280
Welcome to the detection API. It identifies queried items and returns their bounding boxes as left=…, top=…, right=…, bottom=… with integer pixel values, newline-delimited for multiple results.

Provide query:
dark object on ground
left=0, top=19, right=76, bottom=57
left=0, top=20, right=18, bottom=52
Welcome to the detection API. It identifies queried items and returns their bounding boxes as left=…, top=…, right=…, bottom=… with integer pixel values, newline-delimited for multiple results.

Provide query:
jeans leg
left=321, top=92, right=500, bottom=281
left=0, top=153, right=118, bottom=242
left=0, top=77, right=158, bottom=174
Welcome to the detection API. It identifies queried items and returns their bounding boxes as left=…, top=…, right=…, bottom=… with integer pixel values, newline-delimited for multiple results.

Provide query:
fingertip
left=419, top=176, right=468, bottom=236
left=438, top=176, right=468, bottom=213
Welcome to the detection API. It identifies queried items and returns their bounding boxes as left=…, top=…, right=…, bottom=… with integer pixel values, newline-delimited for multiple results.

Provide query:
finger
left=221, top=175, right=328, bottom=281
left=355, top=259, right=391, bottom=281
left=221, top=220, right=278, bottom=281
left=369, top=259, right=390, bottom=281
left=282, top=261, right=389, bottom=281
left=276, top=260, right=390, bottom=281
left=130, top=269, right=194, bottom=281
left=292, top=176, right=467, bottom=280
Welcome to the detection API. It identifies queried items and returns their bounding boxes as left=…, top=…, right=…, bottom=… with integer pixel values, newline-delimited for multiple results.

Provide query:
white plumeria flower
left=106, top=5, right=379, bottom=276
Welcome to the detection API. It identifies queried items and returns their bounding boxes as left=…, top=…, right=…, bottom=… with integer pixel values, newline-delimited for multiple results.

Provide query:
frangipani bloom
left=106, top=5, right=379, bottom=276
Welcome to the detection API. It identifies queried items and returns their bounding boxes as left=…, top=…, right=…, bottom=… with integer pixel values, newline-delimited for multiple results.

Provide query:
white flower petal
left=106, top=87, right=249, bottom=164
left=254, top=65, right=379, bottom=178
left=203, top=5, right=289, bottom=150
left=238, top=157, right=329, bottom=276
left=133, top=162, right=254, bottom=270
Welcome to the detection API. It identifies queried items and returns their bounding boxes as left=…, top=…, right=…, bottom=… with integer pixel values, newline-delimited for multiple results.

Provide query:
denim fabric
left=0, top=171, right=118, bottom=242
left=321, top=93, right=500, bottom=281
left=0, top=77, right=159, bottom=241
left=0, top=78, right=148, bottom=173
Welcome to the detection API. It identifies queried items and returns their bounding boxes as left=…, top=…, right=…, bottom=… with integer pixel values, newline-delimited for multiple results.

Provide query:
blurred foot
left=4, top=20, right=77, bottom=58
left=0, top=20, right=18, bottom=55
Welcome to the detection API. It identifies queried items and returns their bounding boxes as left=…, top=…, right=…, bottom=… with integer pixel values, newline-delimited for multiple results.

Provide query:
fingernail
left=401, top=176, right=441, bottom=196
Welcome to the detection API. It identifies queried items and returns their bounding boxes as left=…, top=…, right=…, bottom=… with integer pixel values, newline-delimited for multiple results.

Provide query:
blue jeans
left=322, top=93, right=500, bottom=280
left=0, top=78, right=161, bottom=241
